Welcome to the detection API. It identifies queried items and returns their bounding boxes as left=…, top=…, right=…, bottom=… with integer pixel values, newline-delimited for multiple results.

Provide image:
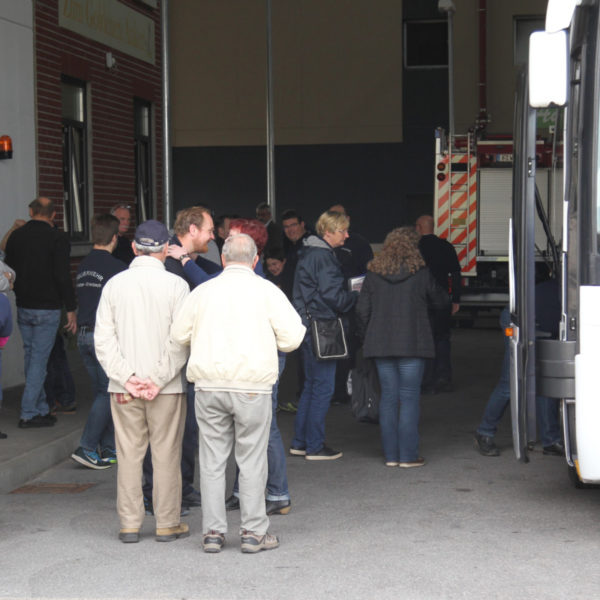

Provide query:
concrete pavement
left=1, top=324, right=600, bottom=599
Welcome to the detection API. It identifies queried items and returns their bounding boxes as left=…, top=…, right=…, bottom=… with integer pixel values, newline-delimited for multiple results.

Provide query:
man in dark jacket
left=5, top=197, right=77, bottom=428
left=416, top=215, right=461, bottom=393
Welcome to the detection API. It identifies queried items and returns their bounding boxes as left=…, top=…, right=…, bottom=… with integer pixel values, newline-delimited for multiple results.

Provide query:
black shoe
left=41, top=413, right=57, bottom=424
left=225, top=494, right=240, bottom=511
left=182, top=489, right=202, bottom=507
left=543, top=442, right=565, bottom=456
left=18, top=415, right=54, bottom=428
left=305, top=445, right=343, bottom=461
left=0, top=431, right=7, bottom=439
left=144, top=496, right=190, bottom=517
left=474, top=433, right=500, bottom=457
left=266, top=499, right=291, bottom=515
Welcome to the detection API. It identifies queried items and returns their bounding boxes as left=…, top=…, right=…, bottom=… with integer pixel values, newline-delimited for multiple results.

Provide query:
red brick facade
left=35, top=0, right=164, bottom=246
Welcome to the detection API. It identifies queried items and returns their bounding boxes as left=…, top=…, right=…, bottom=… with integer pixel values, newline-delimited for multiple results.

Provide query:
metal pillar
left=266, top=0, right=276, bottom=220
left=161, top=0, right=173, bottom=227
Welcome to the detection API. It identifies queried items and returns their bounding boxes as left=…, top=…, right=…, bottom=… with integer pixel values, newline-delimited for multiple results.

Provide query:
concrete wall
left=170, top=0, right=404, bottom=147
left=0, top=1, right=35, bottom=389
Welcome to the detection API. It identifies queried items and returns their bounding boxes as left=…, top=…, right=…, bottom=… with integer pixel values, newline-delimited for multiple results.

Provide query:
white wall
left=0, top=0, right=36, bottom=388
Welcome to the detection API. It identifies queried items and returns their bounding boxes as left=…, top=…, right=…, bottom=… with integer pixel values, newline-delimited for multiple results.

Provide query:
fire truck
left=433, top=127, right=563, bottom=310
left=510, top=0, right=600, bottom=486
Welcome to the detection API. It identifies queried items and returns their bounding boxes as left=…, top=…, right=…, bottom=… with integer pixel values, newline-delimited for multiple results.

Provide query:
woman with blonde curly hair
left=355, top=227, right=449, bottom=467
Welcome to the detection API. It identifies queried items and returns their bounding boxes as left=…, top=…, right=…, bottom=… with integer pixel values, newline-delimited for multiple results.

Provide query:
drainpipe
left=266, top=0, right=276, bottom=221
left=477, top=0, right=489, bottom=131
left=161, top=0, right=173, bottom=226
left=439, top=0, right=456, bottom=145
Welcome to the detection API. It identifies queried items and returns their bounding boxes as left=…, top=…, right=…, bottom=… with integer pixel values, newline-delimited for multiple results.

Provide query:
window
left=514, top=17, right=545, bottom=65
left=62, top=78, right=88, bottom=239
left=134, top=99, right=153, bottom=222
left=404, top=20, right=448, bottom=69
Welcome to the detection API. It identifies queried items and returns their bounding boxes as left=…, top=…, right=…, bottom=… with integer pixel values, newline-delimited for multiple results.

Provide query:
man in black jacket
left=5, top=197, right=77, bottom=427
left=416, top=215, right=461, bottom=393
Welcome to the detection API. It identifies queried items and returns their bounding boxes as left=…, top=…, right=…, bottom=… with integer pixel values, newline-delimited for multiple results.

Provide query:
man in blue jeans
left=5, top=197, right=77, bottom=428
left=474, top=284, right=564, bottom=457
left=71, top=214, right=127, bottom=469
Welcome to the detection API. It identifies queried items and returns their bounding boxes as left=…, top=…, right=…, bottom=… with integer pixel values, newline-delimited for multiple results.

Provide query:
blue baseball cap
left=134, top=220, right=169, bottom=247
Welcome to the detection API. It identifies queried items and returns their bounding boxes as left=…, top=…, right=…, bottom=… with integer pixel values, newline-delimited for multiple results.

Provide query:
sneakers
left=474, top=433, right=500, bottom=457
left=203, top=530, right=225, bottom=553
left=266, top=499, right=291, bottom=515
left=155, top=523, right=190, bottom=542
left=278, top=401, right=298, bottom=413
left=305, top=445, right=343, bottom=461
left=71, top=447, right=112, bottom=470
left=101, top=448, right=117, bottom=464
left=18, top=414, right=55, bottom=428
left=385, top=461, right=399, bottom=467
left=398, top=457, right=425, bottom=468
left=119, top=528, right=140, bottom=543
left=289, top=446, right=306, bottom=456
left=240, top=529, right=280, bottom=553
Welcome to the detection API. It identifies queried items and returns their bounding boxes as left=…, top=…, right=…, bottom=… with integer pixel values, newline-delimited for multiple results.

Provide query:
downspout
left=476, top=0, right=489, bottom=131
left=266, top=0, right=276, bottom=221
left=161, top=0, right=173, bottom=226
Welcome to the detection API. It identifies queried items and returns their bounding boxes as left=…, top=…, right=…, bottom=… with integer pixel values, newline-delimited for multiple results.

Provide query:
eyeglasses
left=336, top=229, right=348, bottom=234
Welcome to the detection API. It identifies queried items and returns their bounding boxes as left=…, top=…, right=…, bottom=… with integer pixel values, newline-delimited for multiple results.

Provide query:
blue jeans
left=17, top=308, right=60, bottom=420
left=77, top=330, right=114, bottom=453
left=233, top=353, right=289, bottom=500
left=375, top=357, right=425, bottom=463
left=476, top=307, right=561, bottom=446
left=292, top=337, right=337, bottom=455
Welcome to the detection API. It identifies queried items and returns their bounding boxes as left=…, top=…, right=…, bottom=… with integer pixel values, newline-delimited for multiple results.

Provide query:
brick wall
left=35, top=0, right=164, bottom=243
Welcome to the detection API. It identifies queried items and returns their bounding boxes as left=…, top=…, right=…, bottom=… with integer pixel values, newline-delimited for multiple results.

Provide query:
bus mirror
left=528, top=30, right=568, bottom=108
left=545, top=0, right=580, bottom=33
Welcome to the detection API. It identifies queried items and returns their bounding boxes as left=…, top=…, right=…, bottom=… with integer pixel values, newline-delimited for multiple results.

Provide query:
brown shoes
left=118, top=528, right=140, bottom=543
left=155, top=523, right=190, bottom=542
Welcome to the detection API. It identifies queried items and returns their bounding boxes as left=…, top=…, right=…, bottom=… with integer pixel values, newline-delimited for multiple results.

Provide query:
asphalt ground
left=1, top=319, right=599, bottom=599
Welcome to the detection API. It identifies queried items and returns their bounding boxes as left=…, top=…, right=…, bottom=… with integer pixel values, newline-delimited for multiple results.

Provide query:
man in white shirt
left=95, top=219, right=190, bottom=544
left=171, top=234, right=306, bottom=554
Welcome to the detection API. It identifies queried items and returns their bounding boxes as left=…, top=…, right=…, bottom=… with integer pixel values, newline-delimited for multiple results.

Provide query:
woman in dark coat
left=291, top=210, right=357, bottom=460
left=355, top=227, right=449, bottom=467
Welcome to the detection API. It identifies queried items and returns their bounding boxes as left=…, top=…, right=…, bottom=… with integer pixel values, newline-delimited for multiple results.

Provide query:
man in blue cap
left=95, top=219, right=190, bottom=544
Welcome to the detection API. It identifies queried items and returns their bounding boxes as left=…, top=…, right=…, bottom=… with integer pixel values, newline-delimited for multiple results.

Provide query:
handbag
left=308, top=312, right=349, bottom=360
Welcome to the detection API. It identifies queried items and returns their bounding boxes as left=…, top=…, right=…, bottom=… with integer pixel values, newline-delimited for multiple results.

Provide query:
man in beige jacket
left=95, top=220, right=190, bottom=544
left=171, top=234, right=306, bottom=554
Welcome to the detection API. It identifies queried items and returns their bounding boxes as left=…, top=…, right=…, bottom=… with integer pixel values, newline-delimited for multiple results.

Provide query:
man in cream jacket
left=171, top=233, right=306, bottom=554
left=95, top=219, right=190, bottom=544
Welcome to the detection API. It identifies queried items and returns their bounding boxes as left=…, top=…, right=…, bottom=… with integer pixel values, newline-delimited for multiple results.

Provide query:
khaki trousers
left=195, top=390, right=271, bottom=535
left=111, top=392, right=186, bottom=530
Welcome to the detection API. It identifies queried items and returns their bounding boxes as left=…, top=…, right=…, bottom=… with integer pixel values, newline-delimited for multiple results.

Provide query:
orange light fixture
left=0, top=135, right=13, bottom=159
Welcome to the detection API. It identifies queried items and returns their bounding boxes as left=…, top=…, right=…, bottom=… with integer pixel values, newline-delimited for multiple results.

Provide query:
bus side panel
left=575, top=286, right=600, bottom=482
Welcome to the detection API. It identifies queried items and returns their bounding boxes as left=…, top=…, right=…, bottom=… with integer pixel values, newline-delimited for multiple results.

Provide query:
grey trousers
left=195, top=389, right=272, bottom=535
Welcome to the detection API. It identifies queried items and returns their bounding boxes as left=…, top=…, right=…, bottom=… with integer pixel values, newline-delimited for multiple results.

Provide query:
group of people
left=0, top=195, right=565, bottom=553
